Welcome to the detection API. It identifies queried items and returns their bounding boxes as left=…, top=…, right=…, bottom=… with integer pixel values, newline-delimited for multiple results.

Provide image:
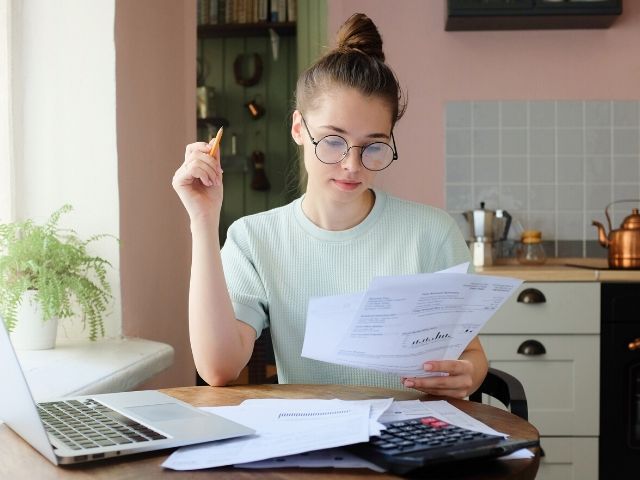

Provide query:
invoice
left=302, top=269, right=522, bottom=377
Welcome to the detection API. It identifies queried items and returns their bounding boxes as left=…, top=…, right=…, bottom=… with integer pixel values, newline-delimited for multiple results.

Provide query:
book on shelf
left=199, top=0, right=296, bottom=26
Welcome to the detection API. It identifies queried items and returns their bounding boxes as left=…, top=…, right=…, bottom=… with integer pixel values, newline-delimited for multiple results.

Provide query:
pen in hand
left=209, top=127, right=224, bottom=156
left=208, top=127, right=224, bottom=187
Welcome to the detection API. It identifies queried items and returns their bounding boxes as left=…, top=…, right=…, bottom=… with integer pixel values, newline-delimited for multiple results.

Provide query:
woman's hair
left=295, top=13, right=407, bottom=125
left=290, top=13, right=407, bottom=194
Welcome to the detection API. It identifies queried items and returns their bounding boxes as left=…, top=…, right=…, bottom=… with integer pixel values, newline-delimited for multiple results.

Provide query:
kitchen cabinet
left=479, top=281, right=600, bottom=480
left=446, top=0, right=622, bottom=31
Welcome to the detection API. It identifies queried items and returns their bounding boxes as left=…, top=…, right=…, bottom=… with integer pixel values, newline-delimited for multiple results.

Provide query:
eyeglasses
left=300, top=115, right=398, bottom=171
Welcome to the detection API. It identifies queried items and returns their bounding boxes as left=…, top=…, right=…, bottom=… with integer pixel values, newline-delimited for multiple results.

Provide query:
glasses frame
left=300, top=115, right=398, bottom=171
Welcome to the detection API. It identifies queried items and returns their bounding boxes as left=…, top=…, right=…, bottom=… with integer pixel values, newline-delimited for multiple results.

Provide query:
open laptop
left=0, top=320, right=254, bottom=465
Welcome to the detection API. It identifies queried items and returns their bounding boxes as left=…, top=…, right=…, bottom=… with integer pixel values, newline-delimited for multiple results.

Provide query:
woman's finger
left=185, top=151, right=223, bottom=176
left=424, top=360, right=468, bottom=375
left=405, top=374, right=471, bottom=391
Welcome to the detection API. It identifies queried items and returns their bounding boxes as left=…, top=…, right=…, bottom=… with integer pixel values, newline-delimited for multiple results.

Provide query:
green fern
left=0, top=205, right=115, bottom=341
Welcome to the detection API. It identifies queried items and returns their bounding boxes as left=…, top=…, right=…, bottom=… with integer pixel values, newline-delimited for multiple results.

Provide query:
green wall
left=197, top=0, right=327, bottom=239
left=198, top=34, right=298, bottom=238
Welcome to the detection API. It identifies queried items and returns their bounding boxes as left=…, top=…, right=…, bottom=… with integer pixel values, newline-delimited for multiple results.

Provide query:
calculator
left=347, top=416, right=539, bottom=475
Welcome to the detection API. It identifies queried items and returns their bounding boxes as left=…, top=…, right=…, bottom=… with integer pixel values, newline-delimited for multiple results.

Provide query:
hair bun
left=335, top=13, right=385, bottom=62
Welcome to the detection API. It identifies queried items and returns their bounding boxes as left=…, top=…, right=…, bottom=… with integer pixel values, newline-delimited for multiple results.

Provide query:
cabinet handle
left=517, top=339, right=547, bottom=356
left=517, top=288, right=546, bottom=304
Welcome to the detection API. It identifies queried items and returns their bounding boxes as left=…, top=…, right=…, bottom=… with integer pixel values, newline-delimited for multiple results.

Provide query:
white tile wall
left=446, top=100, right=640, bottom=257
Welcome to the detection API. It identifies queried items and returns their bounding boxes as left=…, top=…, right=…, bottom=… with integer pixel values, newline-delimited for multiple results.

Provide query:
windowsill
left=15, top=336, right=174, bottom=402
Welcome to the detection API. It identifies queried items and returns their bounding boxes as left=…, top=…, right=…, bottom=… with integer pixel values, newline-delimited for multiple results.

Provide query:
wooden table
left=0, top=384, right=540, bottom=479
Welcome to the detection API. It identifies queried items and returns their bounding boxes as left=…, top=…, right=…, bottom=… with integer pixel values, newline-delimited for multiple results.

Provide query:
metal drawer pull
left=517, top=288, right=546, bottom=304
left=517, top=339, right=547, bottom=356
left=629, top=338, right=640, bottom=351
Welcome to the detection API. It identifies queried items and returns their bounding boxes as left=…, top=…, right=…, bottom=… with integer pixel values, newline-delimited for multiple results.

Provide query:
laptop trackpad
left=126, top=403, right=204, bottom=422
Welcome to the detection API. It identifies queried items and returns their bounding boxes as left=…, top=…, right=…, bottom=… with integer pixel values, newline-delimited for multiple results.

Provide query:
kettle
left=592, top=199, right=640, bottom=269
left=462, top=202, right=512, bottom=242
left=462, top=202, right=512, bottom=267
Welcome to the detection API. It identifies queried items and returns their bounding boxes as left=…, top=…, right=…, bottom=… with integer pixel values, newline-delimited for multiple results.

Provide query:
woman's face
left=291, top=87, right=394, bottom=204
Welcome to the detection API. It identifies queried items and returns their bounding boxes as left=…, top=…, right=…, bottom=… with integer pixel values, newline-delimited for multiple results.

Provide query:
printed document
left=162, top=398, right=384, bottom=470
left=302, top=268, right=522, bottom=377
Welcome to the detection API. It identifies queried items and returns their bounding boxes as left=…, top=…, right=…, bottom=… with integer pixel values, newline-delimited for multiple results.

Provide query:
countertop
left=475, top=258, right=640, bottom=282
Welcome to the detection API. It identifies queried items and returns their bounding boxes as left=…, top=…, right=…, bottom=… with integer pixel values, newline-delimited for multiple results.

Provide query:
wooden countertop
left=475, top=258, right=640, bottom=282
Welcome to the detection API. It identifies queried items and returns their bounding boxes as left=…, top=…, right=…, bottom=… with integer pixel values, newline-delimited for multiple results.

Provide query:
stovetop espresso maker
left=462, top=202, right=512, bottom=267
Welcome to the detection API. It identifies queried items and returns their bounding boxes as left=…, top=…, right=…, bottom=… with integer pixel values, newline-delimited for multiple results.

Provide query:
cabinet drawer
left=537, top=437, right=598, bottom=480
left=479, top=335, right=599, bottom=436
left=484, top=282, right=599, bottom=334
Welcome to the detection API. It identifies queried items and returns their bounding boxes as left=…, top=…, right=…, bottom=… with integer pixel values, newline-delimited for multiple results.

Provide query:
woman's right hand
left=172, top=140, right=224, bottom=222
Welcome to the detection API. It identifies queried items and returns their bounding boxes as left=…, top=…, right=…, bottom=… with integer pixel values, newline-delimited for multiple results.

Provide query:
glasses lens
left=362, top=142, right=394, bottom=171
left=316, top=136, right=348, bottom=164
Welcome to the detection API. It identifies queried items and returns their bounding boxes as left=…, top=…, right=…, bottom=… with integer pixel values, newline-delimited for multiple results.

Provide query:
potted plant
left=0, top=205, right=115, bottom=349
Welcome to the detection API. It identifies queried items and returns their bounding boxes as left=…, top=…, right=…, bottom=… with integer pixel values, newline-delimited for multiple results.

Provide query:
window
left=0, top=0, right=14, bottom=223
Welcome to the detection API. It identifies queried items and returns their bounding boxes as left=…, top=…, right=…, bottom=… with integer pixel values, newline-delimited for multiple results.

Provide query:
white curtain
left=0, top=0, right=15, bottom=223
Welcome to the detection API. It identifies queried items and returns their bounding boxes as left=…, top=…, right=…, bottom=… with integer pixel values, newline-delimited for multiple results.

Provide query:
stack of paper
left=162, top=398, right=391, bottom=470
left=162, top=398, right=532, bottom=471
left=301, top=263, right=523, bottom=377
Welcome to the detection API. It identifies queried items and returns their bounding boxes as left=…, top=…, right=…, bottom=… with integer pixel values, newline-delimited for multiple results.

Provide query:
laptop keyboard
left=37, top=399, right=167, bottom=450
left=365, top=416, right=502, bottom=456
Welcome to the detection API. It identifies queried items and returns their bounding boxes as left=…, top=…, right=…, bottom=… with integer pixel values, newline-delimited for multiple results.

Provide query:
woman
left=172, top=13, right=488, bottom=398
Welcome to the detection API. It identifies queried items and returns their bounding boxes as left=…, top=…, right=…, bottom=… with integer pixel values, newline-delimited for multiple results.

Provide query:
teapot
left=592, top=200, right=640, bottom=269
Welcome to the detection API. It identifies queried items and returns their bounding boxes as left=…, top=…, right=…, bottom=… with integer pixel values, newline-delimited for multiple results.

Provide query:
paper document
left=236, top=399, right=531, bottom=471
left=302, top=267, right=522, bottom=377
left=234, top=447, right=385, bottom=471
left=162, top=398, right=382, bottom=471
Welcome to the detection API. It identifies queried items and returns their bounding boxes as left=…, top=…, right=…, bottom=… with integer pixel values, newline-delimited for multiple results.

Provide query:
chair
left=247, top=335, right=529, bottom=421
left=469, top=367, right=528, bottom=421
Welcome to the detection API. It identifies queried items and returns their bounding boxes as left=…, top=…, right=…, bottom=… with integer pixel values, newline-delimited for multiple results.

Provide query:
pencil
left=208, top=127, right=224, bottom=156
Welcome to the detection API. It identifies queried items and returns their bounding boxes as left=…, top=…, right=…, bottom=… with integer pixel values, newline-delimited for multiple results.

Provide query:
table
left=16, top=337, right=174, bottom=401
left=0, top=384, right=540, bottom=479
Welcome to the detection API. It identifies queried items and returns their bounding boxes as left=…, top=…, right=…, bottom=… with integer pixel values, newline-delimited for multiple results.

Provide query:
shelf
left=446, top=0, right=622, bottom=30
left=197, top=21, right=296, bottom=38
left=16, top=337, right=174, bottom=401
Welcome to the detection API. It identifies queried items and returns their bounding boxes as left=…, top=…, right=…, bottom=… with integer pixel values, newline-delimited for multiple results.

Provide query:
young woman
left=173, top=13, right=488, bottom=398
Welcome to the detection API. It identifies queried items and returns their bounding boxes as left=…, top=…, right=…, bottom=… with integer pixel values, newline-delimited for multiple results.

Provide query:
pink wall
left=116, top=0, right=196, bottom=388
left=328, top=0, right=640, bottom=208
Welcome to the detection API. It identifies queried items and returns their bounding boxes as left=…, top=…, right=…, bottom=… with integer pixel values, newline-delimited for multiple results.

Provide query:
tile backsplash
left=445, top=100, right=640, bottom=258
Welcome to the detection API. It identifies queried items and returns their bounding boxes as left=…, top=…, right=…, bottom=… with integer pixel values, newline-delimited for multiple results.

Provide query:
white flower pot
left=9, top=290, right=59, bottom=350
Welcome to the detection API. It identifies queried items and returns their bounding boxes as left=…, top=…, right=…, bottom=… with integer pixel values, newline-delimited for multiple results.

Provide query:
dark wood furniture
left=198, top=21, right=296, bottom=38
left=446, top=0, right=622, bottom=30
left=0, top=384, right=540, bottom=479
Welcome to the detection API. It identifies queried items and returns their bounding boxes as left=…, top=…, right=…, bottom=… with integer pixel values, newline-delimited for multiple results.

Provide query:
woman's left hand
left=401, top=360, right=475, bottom=399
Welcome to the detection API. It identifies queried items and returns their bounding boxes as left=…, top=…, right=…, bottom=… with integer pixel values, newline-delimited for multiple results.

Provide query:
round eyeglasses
left=301, top=115, right=398, bottom=171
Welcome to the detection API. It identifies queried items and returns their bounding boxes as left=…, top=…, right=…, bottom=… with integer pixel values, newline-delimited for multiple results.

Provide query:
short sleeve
left=220, top=220, right=269, bottom=338
left=434, top=216, right=473, bottom=273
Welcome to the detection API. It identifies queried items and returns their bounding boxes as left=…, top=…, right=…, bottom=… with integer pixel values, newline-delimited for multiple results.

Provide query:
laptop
left=0, top=320, right=254, bottom=465
left=347, top=416, right=539, bottom=475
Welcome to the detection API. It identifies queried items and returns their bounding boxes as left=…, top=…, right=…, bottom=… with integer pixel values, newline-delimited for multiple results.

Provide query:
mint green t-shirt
left=220, top=189, right=471, bottom=389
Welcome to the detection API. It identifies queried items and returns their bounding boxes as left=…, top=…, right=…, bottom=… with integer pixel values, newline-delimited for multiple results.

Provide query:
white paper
left=162, top=399, right=372, bottom=470
left=239, top=397, right=392, bottom=436
left=234, top=447, right=385, bottom=471
left=302, top=268, right=522, bottom=377
left=236, top=398, right=532, bottom=470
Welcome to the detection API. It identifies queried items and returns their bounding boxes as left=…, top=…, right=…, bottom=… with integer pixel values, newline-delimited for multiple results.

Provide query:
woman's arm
left=188, top=218, right=256, bottom=386
left=401, top=336, right=489, bottom=399
left=173, top=141, right=256, bottom=386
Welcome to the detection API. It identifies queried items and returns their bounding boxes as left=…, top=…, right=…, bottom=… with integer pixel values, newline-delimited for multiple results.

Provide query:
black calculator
left=347, top=416, right=538, bottom=475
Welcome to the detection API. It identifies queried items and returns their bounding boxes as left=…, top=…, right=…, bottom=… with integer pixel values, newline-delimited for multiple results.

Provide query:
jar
left=516, top=230, right=547, bottom=265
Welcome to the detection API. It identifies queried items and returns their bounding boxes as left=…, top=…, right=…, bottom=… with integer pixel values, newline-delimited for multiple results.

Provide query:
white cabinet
left=479, top=282, right=600, bottom=480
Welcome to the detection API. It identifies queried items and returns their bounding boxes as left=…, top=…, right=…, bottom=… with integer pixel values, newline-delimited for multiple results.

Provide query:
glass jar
left=516, top=230, right=547, bottom=265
